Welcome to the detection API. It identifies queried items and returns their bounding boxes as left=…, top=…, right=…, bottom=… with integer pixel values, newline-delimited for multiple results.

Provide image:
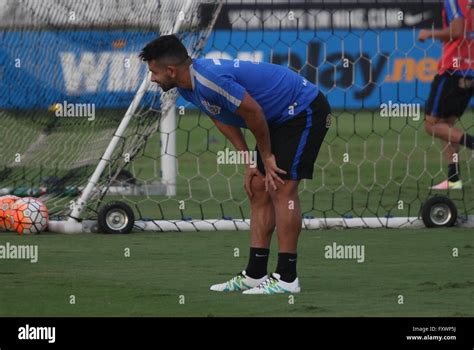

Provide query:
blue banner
left=0, top=30, right=445, bottom=110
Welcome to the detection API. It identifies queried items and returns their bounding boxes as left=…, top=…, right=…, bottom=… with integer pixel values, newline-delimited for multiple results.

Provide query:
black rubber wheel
left=98, top=201, right=135, bottom=234
left=421, top=196, right=457, bottom=228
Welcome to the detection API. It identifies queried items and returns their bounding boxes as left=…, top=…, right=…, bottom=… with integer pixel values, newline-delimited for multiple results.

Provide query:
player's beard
left=158, top=80, right=175, bottom=92
left=160, top=84, right=174, bottom=92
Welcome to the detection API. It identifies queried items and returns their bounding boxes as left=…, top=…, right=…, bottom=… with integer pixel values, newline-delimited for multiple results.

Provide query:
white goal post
left=49, top=0, right=223, bottom=233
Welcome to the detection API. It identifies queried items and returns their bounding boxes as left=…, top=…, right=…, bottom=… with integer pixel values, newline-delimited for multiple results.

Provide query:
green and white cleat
left=210, top=270, right=267, bottom=292
left=242, top=273, right=301, bottom=295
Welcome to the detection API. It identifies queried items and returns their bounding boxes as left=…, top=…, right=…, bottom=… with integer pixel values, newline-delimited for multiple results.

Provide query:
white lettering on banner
left=60, top=52, right=144, bottom=94
left=227, top=8, right=428, bottom=30
left=108, top=54, right=142, bottom=92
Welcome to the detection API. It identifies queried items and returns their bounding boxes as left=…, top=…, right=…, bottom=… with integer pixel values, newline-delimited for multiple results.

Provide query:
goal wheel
left=421, top=196, right=457, bottom=228
left=98, top=201, right=135, bottom=234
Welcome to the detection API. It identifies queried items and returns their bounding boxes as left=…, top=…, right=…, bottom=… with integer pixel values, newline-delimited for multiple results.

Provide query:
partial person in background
left=419, top=0, right=473, bottom=190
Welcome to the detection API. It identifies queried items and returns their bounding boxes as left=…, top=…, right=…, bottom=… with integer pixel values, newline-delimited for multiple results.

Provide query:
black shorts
left=425, top=71, right=473, bottom=119
left=256, top=92, right=331, bottom=180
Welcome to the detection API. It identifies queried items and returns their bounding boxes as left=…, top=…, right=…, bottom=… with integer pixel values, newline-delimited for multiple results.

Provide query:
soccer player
left=140, top=35, right=331, bottom=294
left=418, top=0, right=473, bottom=190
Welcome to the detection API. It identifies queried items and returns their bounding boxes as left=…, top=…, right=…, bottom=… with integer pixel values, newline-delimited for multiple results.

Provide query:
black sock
left=245, top=247, right=269, bottom=279
left=275, top=252, right=297, bottom=283
left=448, top=163, right=460, bottom=182
left=459, top=133, right=474, bottom=149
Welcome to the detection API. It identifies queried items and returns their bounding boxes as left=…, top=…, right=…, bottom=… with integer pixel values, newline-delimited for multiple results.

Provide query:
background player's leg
left=425, top=115, right=463, bottom=189
left=442, top=116, right=461, bottom=182
left=442, top=140, right=461, bottom=181
left=425, top=115, right=471, bottom=147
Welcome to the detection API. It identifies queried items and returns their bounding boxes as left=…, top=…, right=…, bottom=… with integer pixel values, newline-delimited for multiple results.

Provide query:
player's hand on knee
left=244, top=165, right=264, bottom=198
left=262, top=154, right=286, bottom=191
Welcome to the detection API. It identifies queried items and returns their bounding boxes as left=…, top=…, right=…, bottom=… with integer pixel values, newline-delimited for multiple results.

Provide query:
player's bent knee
left=250, top=175, right=265, bottom=193
left=249, top=177, right=270, bottom=205
left=424, top=116, right=435, bottom=134
left=424, top=121, right=432, bottom=134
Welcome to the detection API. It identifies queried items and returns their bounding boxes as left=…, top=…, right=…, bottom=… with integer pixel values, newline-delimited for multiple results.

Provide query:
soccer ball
left=0, top=195, right=20, bottom=231
left=11, top=197, right=49, bottom=235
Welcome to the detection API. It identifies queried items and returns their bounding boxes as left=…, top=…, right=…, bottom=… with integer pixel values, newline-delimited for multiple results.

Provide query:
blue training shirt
left=177, top=58, right=319, bottom=128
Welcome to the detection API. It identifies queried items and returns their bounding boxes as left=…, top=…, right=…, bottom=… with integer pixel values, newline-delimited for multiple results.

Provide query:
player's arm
left=211, top=117, right=249, bottom=152
left=210, top=117, right=263, bottom=197
left=235, top=92, right=271, bottom=159
left=235, top=91, right=286, bottom=191
left=418, top=17, right=465, bottom=42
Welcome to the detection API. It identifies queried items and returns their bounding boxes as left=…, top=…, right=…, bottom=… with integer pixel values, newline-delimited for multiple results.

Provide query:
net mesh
left=0, top=0, right=472, bottom=227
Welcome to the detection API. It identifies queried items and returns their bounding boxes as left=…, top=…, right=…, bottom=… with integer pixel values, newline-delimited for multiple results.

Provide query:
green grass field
left=0, top=228, right=473, bottom=317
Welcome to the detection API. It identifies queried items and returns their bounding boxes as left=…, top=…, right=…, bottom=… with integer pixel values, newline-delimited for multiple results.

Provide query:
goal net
left=0, top=0, right=472, bottom=232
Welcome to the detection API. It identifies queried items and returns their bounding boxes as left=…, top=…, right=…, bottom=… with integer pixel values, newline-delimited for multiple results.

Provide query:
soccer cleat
left=242, top=273, right=301, bottom=295
left=210, top=270, right=267, bottom=292
left=430, top=180, right=463, bottom=190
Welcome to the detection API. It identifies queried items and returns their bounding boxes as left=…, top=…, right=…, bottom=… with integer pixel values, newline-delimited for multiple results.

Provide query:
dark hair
left=139, top=35, right=189, bottom=64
